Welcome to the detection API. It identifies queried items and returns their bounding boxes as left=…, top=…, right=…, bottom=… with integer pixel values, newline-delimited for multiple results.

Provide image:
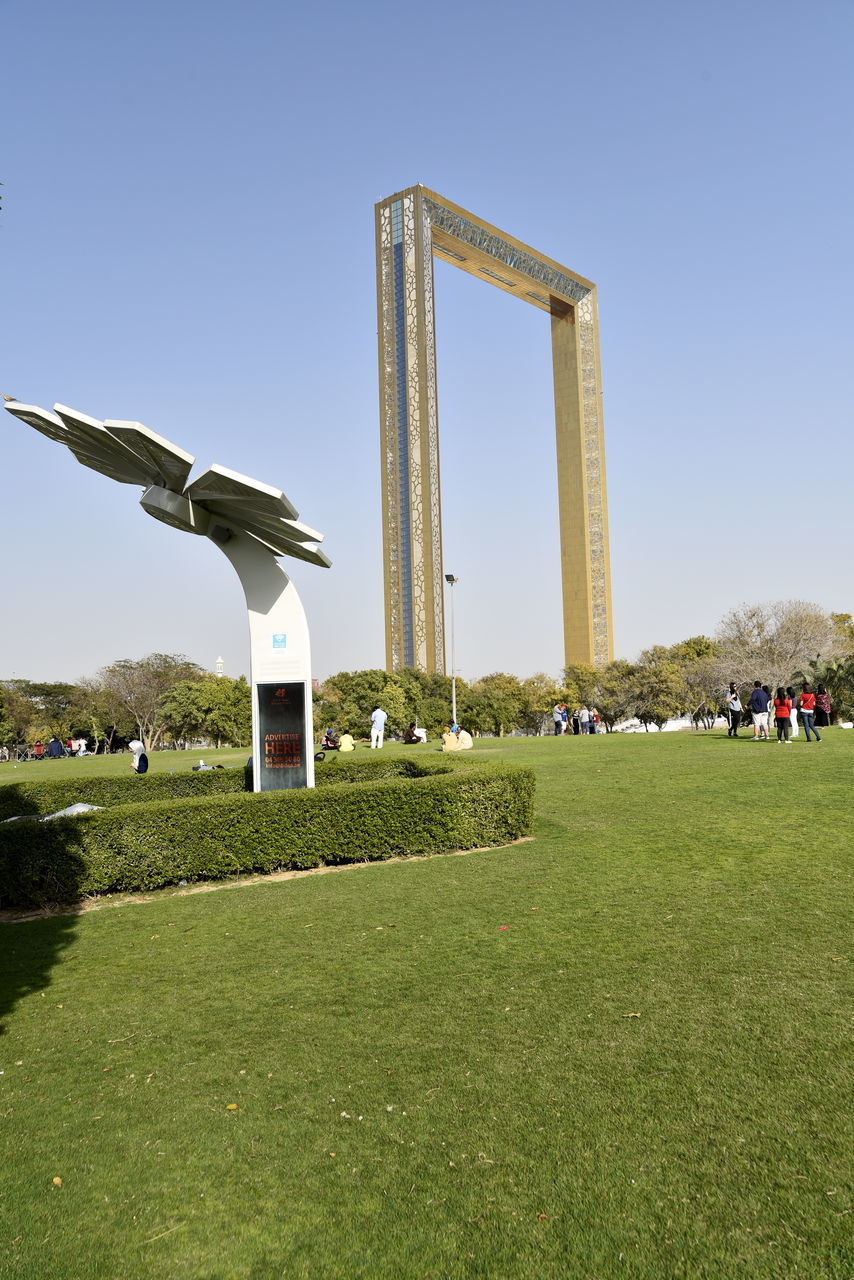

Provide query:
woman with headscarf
left=129, top=739, right=149, bottom=774
left=814, top=684, right=832, bottom=727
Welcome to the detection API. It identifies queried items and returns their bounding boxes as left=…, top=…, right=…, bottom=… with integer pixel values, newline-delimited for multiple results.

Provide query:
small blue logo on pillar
left=272, top=634, right=287, bottom=649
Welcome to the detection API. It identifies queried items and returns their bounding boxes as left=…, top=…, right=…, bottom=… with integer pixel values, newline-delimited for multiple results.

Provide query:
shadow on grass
left=0, top=783, right=86, bottom=1034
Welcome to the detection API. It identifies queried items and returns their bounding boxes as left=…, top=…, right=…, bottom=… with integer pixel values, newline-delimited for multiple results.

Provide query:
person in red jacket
left=773, top=687, right=793, bottom=743
left=797, top=684, right=822, bottom=742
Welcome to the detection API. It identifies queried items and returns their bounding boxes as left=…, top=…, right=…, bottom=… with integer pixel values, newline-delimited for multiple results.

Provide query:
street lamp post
left=445, top=573, right=458, bottom=725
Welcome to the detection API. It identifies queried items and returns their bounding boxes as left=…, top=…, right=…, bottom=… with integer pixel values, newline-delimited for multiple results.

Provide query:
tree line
left=0, top=654, right=251, bottom=752
left=314, top=602, right=854, bottom=736
left=2, top=600, right=852, bottom=750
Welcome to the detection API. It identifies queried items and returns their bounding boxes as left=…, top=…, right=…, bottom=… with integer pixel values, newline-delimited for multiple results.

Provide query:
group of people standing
left=725, top=682, right=830, bottom=743
left=552, top=703, right=600, bottom=735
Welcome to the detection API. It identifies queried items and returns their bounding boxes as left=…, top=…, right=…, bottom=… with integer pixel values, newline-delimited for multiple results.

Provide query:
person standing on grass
left=773, top=687, right=793, bottom=743
left=787, top=686, right=799, bottom=738
left=370, top=706, right=388, bottom=749
left=552, top=703, right=563, bottom=735
left=814, top=683, right=832, bottom=727
left=748, top=681, right=771, bottom=740
left=579, top=706, right=590, bottom=734
left=129, top=739, right=149, bottom=773
left=725, top=683, right=742, bottom=737
left=797, top=684, right=822, bottom=742
left=561, top=703, right=569, bottom=734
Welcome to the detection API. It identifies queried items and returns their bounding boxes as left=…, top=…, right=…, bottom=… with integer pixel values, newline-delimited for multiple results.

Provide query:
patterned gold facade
left=376, top=185, right=613, bottom=672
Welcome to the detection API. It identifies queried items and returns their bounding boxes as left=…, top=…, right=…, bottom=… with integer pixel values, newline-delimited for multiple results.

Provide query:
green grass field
left=1, top=732, right=851, bottom=1279
left=2, top=746, right=250, bottom=785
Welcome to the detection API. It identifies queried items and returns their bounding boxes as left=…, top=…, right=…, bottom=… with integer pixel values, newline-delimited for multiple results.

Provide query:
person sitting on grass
left=442, top=726, right=462, bottom=752
left=404, top=723, right=421, bottom=744
left=338, top=730, right=355, bottom=752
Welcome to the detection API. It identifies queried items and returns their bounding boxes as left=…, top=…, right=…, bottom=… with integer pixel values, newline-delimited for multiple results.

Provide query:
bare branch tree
left=714, top=601, right=840, bottom=693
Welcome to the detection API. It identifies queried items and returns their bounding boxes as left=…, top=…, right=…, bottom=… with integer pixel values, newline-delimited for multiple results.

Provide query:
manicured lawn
left=1, top=745, right=249, bottom=786
left=1, top=732, right=851, bottom=1279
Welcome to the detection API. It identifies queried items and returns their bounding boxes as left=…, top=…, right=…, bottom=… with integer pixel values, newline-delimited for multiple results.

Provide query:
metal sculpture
left=5, top=400, right=330, bottom=790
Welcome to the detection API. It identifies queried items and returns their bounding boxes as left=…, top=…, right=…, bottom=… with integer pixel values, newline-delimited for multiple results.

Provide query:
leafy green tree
left=669, top=635, right=716, bottom=663
left=158, top=680, right=205, bottom=743
left=644, top=637, right=718, bottom=728
left=0, top=689, right=14, bottom=746
left=69, top=678, right=135, bottom=753
left=456, top=687, right=494, bottom=735
left=593, top=660, right=637, bottom=731
left=315, top=669, right=390, bottom=736
left=3, top=680, right=84, bottom=740
left=561, top=663, right=599, bottom=710
left=831, top=613, right=854, bottom=653
left=161, top=675, right=251, bottom=747
left=468, top=673, right=524, bottom=736
left=518, top=673, right=561, bottom=735
left=417, top=694, right=457, bottom=736
left=378, top=679, right=408, bottom=736
left=629, top=658, right=687, bottom=730
left=0, top=682, right=37, bottom=745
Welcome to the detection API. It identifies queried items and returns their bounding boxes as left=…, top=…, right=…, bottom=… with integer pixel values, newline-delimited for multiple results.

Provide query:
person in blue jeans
left=797, top=684, right=822, bottom=742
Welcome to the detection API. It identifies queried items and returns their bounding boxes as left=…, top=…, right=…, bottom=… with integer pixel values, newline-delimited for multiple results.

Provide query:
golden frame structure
left=376, top=185, right=613, bottom=673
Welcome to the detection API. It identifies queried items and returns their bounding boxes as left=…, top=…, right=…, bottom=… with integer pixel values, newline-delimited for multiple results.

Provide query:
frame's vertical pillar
left=576, top=290, right=613, bottom=667
left=551, top=294, right=613, bottom=668
left=376, top=188, right=444, bottom=672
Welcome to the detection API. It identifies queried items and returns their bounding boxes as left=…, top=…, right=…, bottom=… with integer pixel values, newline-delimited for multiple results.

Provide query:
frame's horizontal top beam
left=431, top=230, right=571, bottom=315
left=376, top=185, right=594, bottom=312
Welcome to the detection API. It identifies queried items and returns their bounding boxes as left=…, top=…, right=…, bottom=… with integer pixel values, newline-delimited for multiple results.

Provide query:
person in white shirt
left=725, top=682, right=742, bottom=738
left=579, top=706, right=590, bottom=733
left=370, top=706, right=388, bottom=749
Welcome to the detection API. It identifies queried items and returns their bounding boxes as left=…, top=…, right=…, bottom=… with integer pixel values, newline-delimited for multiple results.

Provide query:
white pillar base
left=210, top=528, right=315, bottom=791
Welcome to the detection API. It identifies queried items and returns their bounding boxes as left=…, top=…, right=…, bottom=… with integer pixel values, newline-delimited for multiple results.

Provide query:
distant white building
left=215, top=656, right=225, bottom=678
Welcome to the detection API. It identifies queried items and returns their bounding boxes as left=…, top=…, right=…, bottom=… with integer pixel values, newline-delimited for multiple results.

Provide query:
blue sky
left=2, top=0, right=852, bottom=684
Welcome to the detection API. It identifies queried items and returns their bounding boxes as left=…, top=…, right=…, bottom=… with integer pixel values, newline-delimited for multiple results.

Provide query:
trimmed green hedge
left=0, top=766, right=250, bottom=821
left=0, top=751, right=453, bottom=820
left=0, top=762, right=534, bottom=908
left=313, top=753, right=457, bottom=786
